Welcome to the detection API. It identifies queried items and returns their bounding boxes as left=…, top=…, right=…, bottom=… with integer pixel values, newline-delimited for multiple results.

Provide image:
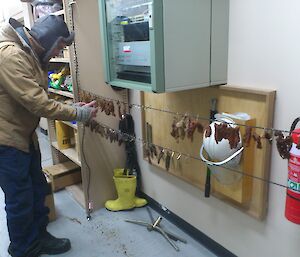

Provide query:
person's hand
left=74, top=100, right=98, bottom=123
left=83, top=101, right=98, bottom=119
left=82, top=100, right=97, bottom=108
left=73, top=102, right=86, bottom=107
left=73, top=100, right=96, bottom=107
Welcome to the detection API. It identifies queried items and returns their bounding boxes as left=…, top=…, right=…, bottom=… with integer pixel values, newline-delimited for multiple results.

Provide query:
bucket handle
left=200, top=145, right=244, bottom=166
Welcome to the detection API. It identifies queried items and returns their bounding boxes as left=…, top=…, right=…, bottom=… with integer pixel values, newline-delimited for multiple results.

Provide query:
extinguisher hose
left=290, top=117, right=300, bottom=134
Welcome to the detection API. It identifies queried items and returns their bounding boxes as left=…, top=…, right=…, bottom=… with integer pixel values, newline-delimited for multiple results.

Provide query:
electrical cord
left=81, top=124, right=92, bottom=220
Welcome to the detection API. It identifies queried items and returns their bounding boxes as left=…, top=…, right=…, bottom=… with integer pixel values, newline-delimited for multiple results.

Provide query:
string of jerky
left=85, top=119, right=289, bottom=190
left=78, top=89, right=294, bottom=157
left=78, top=88, right=296, bottom=135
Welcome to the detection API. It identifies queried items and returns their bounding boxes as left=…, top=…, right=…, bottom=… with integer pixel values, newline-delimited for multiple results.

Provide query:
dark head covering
left=29, top=15, right=74, bottom=63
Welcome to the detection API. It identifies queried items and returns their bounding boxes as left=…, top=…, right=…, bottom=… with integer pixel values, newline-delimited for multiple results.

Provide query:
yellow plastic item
left=50, top=66, right=70, bottom=81
left=113, top=169, right=147, bottom=208
left=105, top=175, right=136, bottom=211
left=55, top=121, right=73, bottom=149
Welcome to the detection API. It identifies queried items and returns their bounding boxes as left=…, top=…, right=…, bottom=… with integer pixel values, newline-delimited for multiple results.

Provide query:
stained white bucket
left=200, top=116, right=244, bottom=185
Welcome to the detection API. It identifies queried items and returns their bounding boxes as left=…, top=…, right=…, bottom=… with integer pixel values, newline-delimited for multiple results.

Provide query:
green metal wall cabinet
left=98, top=0, right=229, bottom=93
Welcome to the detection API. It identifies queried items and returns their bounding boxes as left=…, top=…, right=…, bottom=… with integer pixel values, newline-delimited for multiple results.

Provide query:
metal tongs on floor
left=125, top=207, right=187, bottom=251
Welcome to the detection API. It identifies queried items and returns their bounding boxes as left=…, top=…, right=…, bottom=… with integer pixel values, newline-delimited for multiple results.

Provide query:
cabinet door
left=163, top=0, right=211, bottom=92
left=100, top=0, right=154, bottom=90
left=210, top=0, right=229, bottom=85
left=99, top=0, right=227, bottom=92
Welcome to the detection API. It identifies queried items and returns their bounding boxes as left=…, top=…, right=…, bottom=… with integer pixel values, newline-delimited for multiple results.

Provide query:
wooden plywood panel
left=142, top=85, right=275, bottom=219
left=66, top=184, right=87, bottom=209
left=66, top=0, right=128, bottom=211
left=211, top=118, right=256, bottom=205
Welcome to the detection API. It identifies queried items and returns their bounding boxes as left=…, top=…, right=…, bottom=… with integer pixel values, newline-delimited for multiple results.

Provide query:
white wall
left=130, top=1, right=300, bottom=256
left=0, top=1, right=33, bottom=28
left=0, top=0, right=23, bottom=21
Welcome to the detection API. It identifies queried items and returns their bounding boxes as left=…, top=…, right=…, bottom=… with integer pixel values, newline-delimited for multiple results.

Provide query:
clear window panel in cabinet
left=105, top=0, right=152, bottom=84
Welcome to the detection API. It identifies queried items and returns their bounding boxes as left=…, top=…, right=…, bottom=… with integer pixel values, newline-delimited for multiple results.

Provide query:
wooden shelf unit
left=44, top=0, right=84, bottom=207
left=20, top=0, right=85, bottom=208
left=51, top=141, right=81, bottom=167
left=62, top=121, right=78, bottom=130
left=50, top=57, right=70, bottom=63
left=51, top=9, right=65, bottom=16
left=48, top=88, right=74, bottom=99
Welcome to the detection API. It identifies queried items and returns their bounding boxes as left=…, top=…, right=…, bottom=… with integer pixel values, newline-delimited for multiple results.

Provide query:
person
left=0, top=15, right=97, bottom=257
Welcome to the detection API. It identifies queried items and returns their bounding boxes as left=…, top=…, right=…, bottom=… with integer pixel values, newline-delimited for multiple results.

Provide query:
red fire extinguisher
left=285, top=117, right=300, bottom=224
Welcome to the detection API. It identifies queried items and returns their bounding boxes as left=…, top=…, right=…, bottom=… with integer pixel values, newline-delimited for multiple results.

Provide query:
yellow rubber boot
left=134, top=197, right=148, bottom=208
left=105, top=175, right=136, bottom=211
left=114, top=169, right=147, bottom=208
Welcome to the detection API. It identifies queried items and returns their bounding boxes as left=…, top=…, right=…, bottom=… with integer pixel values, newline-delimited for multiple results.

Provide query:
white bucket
left=200, top=116, right=244, bottom=185
left=200, top=145, right=243, bottom=184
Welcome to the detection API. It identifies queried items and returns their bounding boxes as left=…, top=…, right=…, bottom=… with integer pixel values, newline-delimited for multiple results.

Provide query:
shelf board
left=48, top=88, right=74, bottom=98
left=52, top=142, right=81, bottom=167
left=62, top=121, right=78, bottom=130
left=50, top=57, right=69, bottom=63
left=51, top=9, right=65, bottom=16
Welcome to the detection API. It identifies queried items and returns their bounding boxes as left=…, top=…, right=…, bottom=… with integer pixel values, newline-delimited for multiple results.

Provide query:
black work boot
left=8, top=240, right=41, bottom=257
left=40, top=231, right=71, bottom=255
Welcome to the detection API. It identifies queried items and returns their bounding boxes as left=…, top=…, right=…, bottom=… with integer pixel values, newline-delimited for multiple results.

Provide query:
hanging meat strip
left=214, top=123, right=240, bottom=149
left=252, top=132, right=262, bottom=149
left=275, top=131, right=292, bottom=159
left=243, top=126, right=252, bottom=147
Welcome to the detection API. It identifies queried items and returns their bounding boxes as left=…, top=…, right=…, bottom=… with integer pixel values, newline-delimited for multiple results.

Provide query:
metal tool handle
left=204, top=169, right=211, bottom=198
left=152, top=216, right=162, bottom=228
left=205, top=99, right=218, bottom=198
left=125, top=220, right=150, bottom=227
left=156, top=226, right=180, bottom=251
left=163, top=229, right=187, bottom=244
left=146, top=206, right=155, bottom=223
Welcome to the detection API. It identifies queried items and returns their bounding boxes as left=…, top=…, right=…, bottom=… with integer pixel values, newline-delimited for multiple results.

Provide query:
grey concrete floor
left=0, top=130, right=217, bottom=257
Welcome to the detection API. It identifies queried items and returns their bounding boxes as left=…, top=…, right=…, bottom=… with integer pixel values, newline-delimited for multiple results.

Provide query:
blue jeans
left=0, top=145, right=49, bottom=257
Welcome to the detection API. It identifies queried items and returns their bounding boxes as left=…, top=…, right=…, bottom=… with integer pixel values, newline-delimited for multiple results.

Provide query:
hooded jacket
left=0, top=19, right=76, bottom=152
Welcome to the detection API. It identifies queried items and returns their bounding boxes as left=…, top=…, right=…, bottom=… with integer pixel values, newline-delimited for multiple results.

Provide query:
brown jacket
left=0, top=20, right=76, bottom=152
